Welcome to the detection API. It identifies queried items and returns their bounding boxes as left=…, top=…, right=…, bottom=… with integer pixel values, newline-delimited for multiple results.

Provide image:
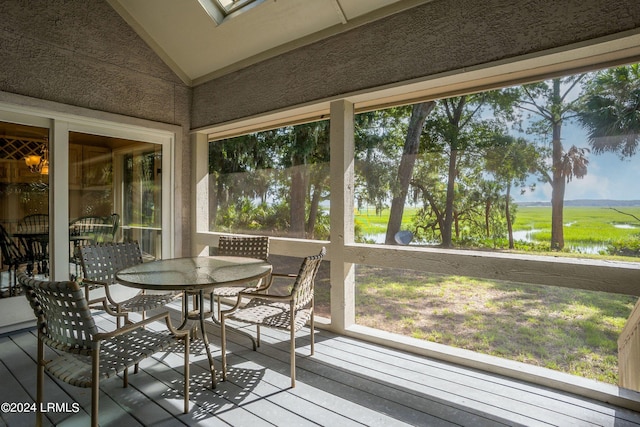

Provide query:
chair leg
left=91, top=344, right=100, bottom=427
left=221, top=314, right=228, bottom=381
left=10, top=265, right=16, bottom=297
left=290, top=325, right=296, bottom=388
left=310, top=313, right=315, bottom=356
left=184, top=333, right=190, bottom=413
left=36, top=335, right=44, bottom=427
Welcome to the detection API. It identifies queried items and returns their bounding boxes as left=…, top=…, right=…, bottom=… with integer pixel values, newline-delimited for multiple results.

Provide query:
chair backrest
left=218, top=235, right=269, bottom=260
left=18, top=213, right=49, bottom=233
left=0, top=223, right=26, bottom=266
left=18, top=271, right=98, bottom=354
left=79, top=241, right=143, bottom=285
left=70, top=213, right=119, bottom=242
left=290, top=247, right=326, bottom=311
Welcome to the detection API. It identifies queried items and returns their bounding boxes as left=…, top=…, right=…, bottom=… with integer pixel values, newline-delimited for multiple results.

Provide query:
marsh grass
left=355, top=206, right=640, bottom=247
left=354, top=265, right=637, bottom=384
left=517, top=206, right=640, bottom=245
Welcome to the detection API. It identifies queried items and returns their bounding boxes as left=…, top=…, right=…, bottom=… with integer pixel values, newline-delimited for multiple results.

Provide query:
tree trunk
left=306, top=182, right=322, bottom=238
left=506, top=183, right=514, bottom=249
left=485, top=200, right=491, bottom=238
left=441, top=148, right=458, bottom=248
left=214, top=176, right=227, bottom=230
left=290, top=165, right=306, bottom=238
left=209, top=172, right=218, bottom=230
left=385, top=102, right=435, bottom=244
left=550, top=80, right=565, bottom=250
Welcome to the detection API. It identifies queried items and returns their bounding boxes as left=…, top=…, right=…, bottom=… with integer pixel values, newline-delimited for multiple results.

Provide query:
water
left=365, top=229, right=609, bottom=254
left=513, top=227, right=608, bottom=254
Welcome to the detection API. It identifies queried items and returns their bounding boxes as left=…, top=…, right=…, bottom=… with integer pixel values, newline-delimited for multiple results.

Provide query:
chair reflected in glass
left=69, top=213, right=119, bottom=279
left=18, top=271, right=190, bottom=427
left=78, top=241, right=178, bottom=327
left=0, top=223, right=29, bottom=297
left=16, top=213, right=49, bottom=276
left=221, top=247, right=326, bottom=388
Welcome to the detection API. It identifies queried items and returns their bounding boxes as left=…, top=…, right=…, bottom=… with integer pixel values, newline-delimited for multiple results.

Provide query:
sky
left=512, top=123, right=640, bottom=204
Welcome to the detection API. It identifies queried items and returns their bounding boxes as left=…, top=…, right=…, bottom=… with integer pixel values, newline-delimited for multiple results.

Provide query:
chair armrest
left=253, top=272, right=295, bottom=293
left=81, top=278, right=122, bottom=309
left=86, top=297, right=129, bottom=322
left=238, top=291, right=293, bottom=301
left=221, top=290, right=294, bottom=316
left=94, top=311, right=189, bottom=340
left=270, top=273, right=297, bottom=279
left=81, top=278, right=105, bottom=287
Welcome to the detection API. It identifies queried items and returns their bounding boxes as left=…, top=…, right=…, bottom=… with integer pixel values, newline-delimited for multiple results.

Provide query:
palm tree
left=578, top=64, right=640, bottom=159
left=519, top=77, right=589, bottom=250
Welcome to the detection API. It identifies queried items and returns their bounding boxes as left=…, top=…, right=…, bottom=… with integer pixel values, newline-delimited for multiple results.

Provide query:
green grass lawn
left=355, top=206, right=418, bottom=237
left=353, top=266, right=636, bottom=384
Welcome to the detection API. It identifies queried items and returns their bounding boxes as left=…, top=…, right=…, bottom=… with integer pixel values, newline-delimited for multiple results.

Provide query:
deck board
left=1, top=306, right=640, bottom=426
left=307, top=336, right=598, bottom=425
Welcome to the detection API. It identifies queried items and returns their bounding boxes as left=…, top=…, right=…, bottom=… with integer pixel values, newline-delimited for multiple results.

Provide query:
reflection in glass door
left=0, top=121, right=50, bottom=297
left=68, top=132, right=162, bottom=262
left=122, top=146, right=162, bottom=259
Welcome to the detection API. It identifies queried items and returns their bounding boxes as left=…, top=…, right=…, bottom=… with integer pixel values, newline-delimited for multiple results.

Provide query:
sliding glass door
left=0, top=121, right=50, bottom=297
left=69, top=132, right=163, bottom=261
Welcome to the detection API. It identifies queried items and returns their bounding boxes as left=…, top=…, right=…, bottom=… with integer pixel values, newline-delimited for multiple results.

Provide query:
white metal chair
left=18, top=271, right=190, bottom=427
left=221, top=247, right=326, bottom=387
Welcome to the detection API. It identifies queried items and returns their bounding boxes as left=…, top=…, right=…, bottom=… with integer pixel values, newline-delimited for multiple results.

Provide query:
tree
left=208, top=132, right=275, bottom=229
left=485, top=136, right=542, bottom=248
left=354, top=109, right=406, bottom=216
left=578, top=64, right=640, bottom=159
left=280, top=121, right=330, bottom=238
left=421, top=90, right=519, bottom=247
left=519, top=77, right=589, bottom=250
left=384, top=101, right=435, bottom=244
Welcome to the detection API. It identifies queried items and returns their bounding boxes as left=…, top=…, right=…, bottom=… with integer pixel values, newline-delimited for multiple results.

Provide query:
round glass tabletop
left=116, top=256, right=272, bottom=291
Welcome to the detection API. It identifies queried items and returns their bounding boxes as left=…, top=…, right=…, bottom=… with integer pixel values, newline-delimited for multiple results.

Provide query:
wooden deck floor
left=2, top=306, right=640, bottom=427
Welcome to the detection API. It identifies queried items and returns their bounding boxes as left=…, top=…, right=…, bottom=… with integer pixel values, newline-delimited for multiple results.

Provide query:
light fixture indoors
left=24, top=143, right=49, bottom=175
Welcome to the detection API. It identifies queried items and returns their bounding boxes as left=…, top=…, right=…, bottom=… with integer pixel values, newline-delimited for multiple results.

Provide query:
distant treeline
left=518, top=200, right=640, bottom=207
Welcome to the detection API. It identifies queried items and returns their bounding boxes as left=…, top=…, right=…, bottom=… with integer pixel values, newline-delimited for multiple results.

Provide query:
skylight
left=198, top=0, right=265, bottom=25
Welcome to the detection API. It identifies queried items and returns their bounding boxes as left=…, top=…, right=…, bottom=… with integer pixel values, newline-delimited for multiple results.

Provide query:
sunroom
left=2, top=0, right=640, bottom=425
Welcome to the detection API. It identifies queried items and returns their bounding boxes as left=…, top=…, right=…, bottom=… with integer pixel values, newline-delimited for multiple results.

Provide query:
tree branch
left=609, top=207, right=640, bottom=223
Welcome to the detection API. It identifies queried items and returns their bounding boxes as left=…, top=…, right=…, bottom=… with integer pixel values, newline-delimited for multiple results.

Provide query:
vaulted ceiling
left=108, top=0, right=427, bottom=86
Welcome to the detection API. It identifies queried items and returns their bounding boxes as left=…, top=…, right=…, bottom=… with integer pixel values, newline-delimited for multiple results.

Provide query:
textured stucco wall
left=192, top=0, right=640, bottom=128
left=0, top=0, right=192, bottom=255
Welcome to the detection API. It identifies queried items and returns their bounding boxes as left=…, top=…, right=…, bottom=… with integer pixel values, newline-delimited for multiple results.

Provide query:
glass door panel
left=0, top=121, right=50, bottom=297
left=68, top=132, right=162, bottom=262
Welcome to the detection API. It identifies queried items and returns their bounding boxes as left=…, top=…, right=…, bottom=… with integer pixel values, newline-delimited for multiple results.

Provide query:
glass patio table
left=116, top=256, right=272, bottom=388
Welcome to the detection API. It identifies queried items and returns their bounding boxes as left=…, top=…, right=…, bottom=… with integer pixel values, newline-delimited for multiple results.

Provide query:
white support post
left=193, top=132, right=210, bottom=256
left=329, top=99, right=355, bottom=332
left=50, top=120, right=70, bottom=281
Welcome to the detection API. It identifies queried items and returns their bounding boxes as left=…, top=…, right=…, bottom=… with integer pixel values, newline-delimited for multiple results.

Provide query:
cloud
left=565, top=174, right=611, bottom=199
